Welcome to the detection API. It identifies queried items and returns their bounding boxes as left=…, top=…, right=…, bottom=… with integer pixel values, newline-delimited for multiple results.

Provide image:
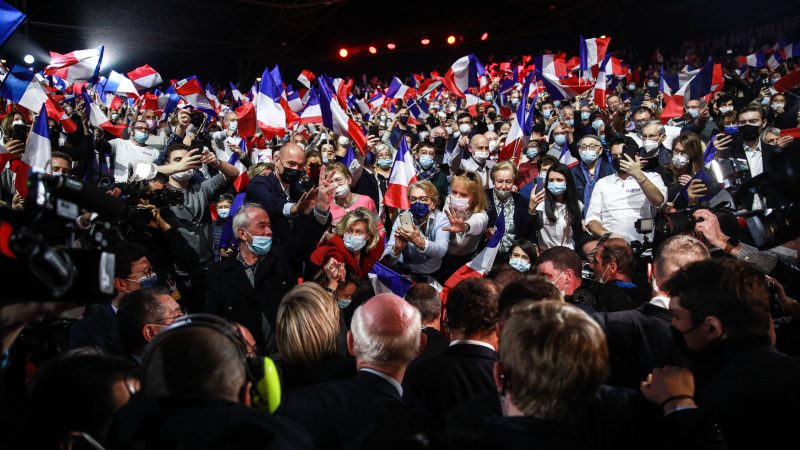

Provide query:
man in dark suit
left=599, top=235, right=710, bottom=389
left=404, top=283, right=448, bottom=366
left=68, top=242, right=154, bottom=356
left=404, top=278, right=499, bottom=427
left=205, top=191, right=331, bottom=355
left=280, top=293, right=428, bottom=450
left=656, top=258, right=800, bottom=449
left=245, top=143, right=321, bottom=245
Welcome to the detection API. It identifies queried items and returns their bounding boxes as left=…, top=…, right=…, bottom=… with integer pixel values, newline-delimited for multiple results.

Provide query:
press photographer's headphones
left=143, top=314, right=282, bottom=413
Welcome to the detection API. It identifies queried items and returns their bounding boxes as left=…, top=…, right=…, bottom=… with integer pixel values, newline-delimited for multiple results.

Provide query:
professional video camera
left=0, top=173, right=156, bottom=305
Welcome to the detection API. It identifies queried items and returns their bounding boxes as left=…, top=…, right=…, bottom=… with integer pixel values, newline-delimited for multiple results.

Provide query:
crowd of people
left=1, top=38, right=800, bottom=449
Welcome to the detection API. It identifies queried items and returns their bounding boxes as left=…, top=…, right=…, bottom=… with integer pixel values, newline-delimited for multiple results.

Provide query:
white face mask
left=334, top=184, right=350, bottom=198
left=449, top=196, right=470, bottom=211
left=172, top=169, right=194, bottom=182
left=488, top=140, right=498, bottom=152
left=474, top=150, right=489, bottom=161
left=228, top=120, right=238, bottom=131
left=338, top=136, right=350, bottom=147
left=719, top=105, right=733, bottom=114
left=643, top=139, right=660, bottom=152
left=459, top=123, right=471, bottom=134
left=672, top=154, right=689, bottom=169
left=12, top=119, right=24, bottom=127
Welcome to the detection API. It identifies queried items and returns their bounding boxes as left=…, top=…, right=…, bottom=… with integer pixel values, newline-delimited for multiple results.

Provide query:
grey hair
left=643, top=120, right=666, bottom=136
left=577, top=134, right=602, bottom=147
left=685, top=98, right=707, bottom=108
left=761, top=127, right=781, bottom=142
left=231, top=202, right=264, bottom=238
left=350, top=302, right=421, bottom=366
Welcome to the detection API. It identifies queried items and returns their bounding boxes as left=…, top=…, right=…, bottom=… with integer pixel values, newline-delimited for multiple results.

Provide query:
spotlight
left=368, top=46, right=377, bottom=54
left=256, top=77, right=262, bottom=82
left=446, top=35, right=456, bottom=45
left=387, top=43, right=396, bottom=50
left=480, top=32, right=489, bottom=41
left=339, top=48, right=349, bottom=58
left=421, top=38, right=430, bottom=45
left=23, top=54, right=34, bottom=64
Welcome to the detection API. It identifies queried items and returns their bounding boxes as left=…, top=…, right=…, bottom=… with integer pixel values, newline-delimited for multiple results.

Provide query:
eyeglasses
left=409, top=196, right=430, bottom=203
left=150, top=308, right=187, bottom=326
left=578, top=144, right=601, bottom=151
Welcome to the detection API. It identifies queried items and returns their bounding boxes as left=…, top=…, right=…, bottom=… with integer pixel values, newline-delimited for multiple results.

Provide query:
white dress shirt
left=744, top=140, right=763, bottom=210
left=109, top=138, right=161, bottom=182
left=536, top=201, right=583, bottom=250
left=584, top=172, right=667, bottom=242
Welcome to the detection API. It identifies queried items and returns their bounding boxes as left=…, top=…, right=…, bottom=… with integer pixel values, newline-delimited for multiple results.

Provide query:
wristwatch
left=722, top=237, right=740, bottom=254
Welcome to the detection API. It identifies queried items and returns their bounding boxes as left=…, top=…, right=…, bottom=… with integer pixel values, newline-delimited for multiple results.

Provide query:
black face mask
left=487, top=111, right=497, bottom=121
left=398, top=116, right=409, bottom=125
left=433, top=136, right=447, bottom=151
left=280, top=166, right=304, bottom=184
left=739, top=124, right=761, bottom=141
left=612, top=157, right=622, bottom=172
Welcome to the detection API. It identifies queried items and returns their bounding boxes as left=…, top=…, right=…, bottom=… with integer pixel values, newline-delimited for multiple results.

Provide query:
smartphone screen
left=12, top=124, right=28, bottom=141
left=368, top=124, right=379, bottom=136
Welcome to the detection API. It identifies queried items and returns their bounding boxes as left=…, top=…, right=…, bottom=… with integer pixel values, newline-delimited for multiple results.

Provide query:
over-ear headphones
left=144, top=314, right=282, bottom=414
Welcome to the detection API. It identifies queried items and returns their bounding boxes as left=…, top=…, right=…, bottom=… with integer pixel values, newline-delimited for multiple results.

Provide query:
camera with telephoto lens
left=634, top=205, right=737, bottom=253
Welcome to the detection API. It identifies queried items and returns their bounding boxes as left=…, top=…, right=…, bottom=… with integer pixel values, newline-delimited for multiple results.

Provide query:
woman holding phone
left=530, top=163, right=584, bottom=250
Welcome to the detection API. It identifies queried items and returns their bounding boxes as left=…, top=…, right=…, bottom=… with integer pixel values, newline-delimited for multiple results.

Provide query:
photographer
left=163, top=142, right=239, bottom=312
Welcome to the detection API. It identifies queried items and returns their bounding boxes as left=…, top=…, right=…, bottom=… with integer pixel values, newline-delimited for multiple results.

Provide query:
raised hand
left=443, top=207, right=468, bottom=233
left=315, top=164, right=336, bottom=213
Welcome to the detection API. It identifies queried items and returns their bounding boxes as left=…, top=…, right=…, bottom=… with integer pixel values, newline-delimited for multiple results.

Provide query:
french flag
left=661, top=60, right=714, bottom=123
left=385, top=76, right=413, bottom=99
left=254, top=66, right=287, bottom=140
left=318, top=76, right=367, bottom=154
left=102, top=70, right=139, bottom=97
left=173, top=76, right=217, bottom=116
left=269, top=65, right=299, bottom=127
left=538, top=72, right=594, bottom=100
left=44, top=95, right=77, bottom=133
left=737, top=51, right=766, bottom=68
left=443, top=209, right=506, bottom=295
left=383, top=136, right=417, bottom=210
left=355, top=97, right=371, bottom=115
left=407, top=97, right=429, bottom=121
left=500, top=74, right=535, bottom=164
left=369, top=262, right=414, bottom=297
left=0, top=65, right=48, bottom=112
left=127, top=64, right=163, bottom=91
left=297, top=69, right=315, bottom=89
left=580, top=35, right=611, bottom=76
left=158, top=87, right=180, bottom=121
left=44, top=47, right=103, bottom=82
left=15, top=104, right=52, bottom=198
left=331, top=77, right=354, bottom=109
left=234, top=102, right=257, bottom=138
left=441, top=54, right=485, bottom=98
left=418, top=78, right=442, bottom=98
left=205, top=83, right=220, bottom=114
left=81, top=90, right=126, bottom=138
left=297, top=88, right=323, bottom=125
left=534, top=54, right=568, bottom=79
left=286, top=84, right=304, bottom=113
left=603, top=55, right=627, bottom=78
left=229, top=82, right=246, bottom=104
left=233, top=140, right=251, bottom=193
left=771, top=70, right=800, bottom=94
left=368, top=91, right=385, bottom=110
left=593, top=67, right=608, bottom=108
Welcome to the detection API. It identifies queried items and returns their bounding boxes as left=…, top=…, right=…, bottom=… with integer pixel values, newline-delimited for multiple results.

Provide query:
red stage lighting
left=480, top=32, right=489, bottom=41
left=421, top=38, right=430, bottom=45
left=446, top=35, right=456, bottom=45
left=368, top=46, right=377, bottom=54
left=339, top=48, right=348, bottom=58
left=387, top=43, right=396, bottom=50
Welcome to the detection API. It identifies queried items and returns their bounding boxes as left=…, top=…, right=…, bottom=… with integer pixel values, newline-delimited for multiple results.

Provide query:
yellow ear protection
left=157, top=314, right=282, bottom=414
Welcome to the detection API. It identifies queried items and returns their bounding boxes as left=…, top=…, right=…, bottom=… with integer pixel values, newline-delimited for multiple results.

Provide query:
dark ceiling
left=1, top=0, right=796, bottom=87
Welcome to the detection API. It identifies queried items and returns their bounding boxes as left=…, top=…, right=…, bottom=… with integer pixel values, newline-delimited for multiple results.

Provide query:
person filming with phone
left=381, top=180, right=450, bottom=281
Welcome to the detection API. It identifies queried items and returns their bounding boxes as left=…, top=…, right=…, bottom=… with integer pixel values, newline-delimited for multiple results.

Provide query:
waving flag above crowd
left=442, top=54, right=486, bottom=98
left=0, top=65, right=49, bottom=112
left=127, top=64, right=163, bottom=91
left=580, top=35, right=611, bottom=77
left=173, top=76, right=216, bottom=116
left=15, top=104, right=52, bottom=198
left=318, top=75, right=367, bottom=154
left=44, top=47, right=103, bottom=82
left=383, top=137, right=417, bottom=210
left=0, top=0, right=25, bottom=47
left=102, top=70, right=139, bottom=97
left=81, top=89, right=126, bottom=138
left=254, top=66, right=287, bottom=140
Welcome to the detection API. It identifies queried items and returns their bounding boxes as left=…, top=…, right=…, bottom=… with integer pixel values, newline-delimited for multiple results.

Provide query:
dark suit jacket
left=205, top=212, right=329, bottom=355
left=404, top=342, right=497, bottom=427
left=68, top=304, right=124, bottom=356
left=280, top=371, right=419, bottom=450
left=275, top=353, right=357, bottom=392
left=245, top=172, right=309, bottom=243
left=599, top=302, right=674, bottom=389
left=485, top=190, right=536, bottom=244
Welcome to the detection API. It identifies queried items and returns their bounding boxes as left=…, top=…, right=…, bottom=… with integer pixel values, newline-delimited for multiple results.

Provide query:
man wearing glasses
left=117, top=287, right=185, bottom=364
left=570, top=135, right=615, bottom=216
left=106, top=119, right=162, bottom=183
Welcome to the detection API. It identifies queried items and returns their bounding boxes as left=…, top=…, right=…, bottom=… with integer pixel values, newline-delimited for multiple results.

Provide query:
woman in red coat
left=310, top=207, right=385, bottom=280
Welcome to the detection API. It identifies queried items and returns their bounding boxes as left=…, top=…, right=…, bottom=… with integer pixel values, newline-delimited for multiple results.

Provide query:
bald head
left=654, top=235, right=710, bottom=287
left=277, top=143, right=305, bottom=162
left=349, top=294, right=422, bottom=367
left=470, top=134, right=488, bottom=148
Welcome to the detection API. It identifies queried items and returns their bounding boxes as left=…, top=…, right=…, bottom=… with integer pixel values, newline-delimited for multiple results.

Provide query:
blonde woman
left=276, top=283, right=355, bottom=390
left=310, top=208, right=385, bottom=280
left=326, top=162, right=384, bottom=238
left=437, top=170, right=490, bottom=280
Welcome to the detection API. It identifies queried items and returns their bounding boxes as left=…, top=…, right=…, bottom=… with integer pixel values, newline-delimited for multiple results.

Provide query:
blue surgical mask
left=526, top=147, right=538, bottom=160
left=543, top=109, right=554, bottom=119
left=337, top=298, right=352, bottom=309
left=580, top=111, right=591, bottom=121
left=377, top=158, right=393, bottom=169
left=580, top=150, right=599, bottom=164
left=547, top=181, right=567, bottom=195
left=133, top=131, right=149, bottom=144
left=687, top=108, right=700, bottom=118
left=244, top=229, right=272, bottom=255
left=591, top=119, right=604, bottom=130
left=509, top=258, right=531, bottom=272
left=554, top=100, right=561, bottom=107
left=554, top=134, right=567, bottom=146
left=322, top=156, right=329, bottom=164
left=343, top=233, right=367, bottom=252
left=409, top=202, right=430, bottom=220
left=761, top=96, right=771, bottom=105
left=217, top=208, right=231, bottom=219
left=565, top=119, right=574, bottom=127
left=419, top=155, right=434, bottom=169
left=129, top=273, right=159, bottom=289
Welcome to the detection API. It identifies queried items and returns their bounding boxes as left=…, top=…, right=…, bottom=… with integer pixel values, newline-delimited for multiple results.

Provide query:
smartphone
left=307, top=163, right=321, bottom=184
left=534, top=176, right=545, bottom=193
left=692, top=169, right=722, bottom=201
left=190, top=110, right=206, bottom=129
left=640, top=156, right=659, bottom=171
left=398, top=211, right=414, bottom=230
left=622, top=144, right=639, bottom=161
left=368, top=124, right=379, bottom=136
left=11, top=124, right=28, bottom=141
